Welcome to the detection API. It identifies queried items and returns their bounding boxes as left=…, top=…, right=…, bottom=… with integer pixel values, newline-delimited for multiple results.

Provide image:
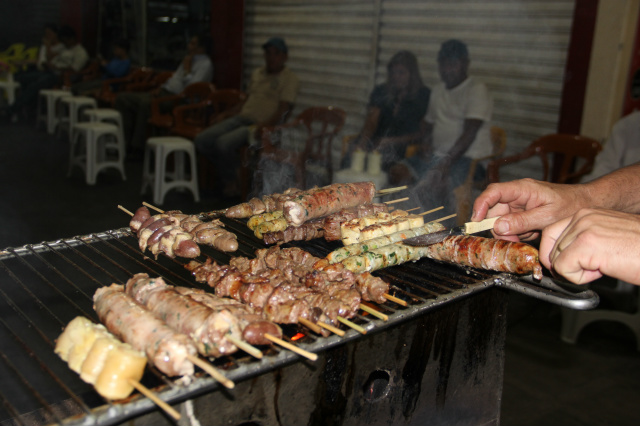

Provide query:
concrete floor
left=1, top=120, right=639, bottom=425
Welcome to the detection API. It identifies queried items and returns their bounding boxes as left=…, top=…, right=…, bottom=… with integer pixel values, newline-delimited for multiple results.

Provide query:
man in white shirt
left=390, top=39, right=493, bottom=212
left=8, top=25, right=88, bottom=122
left=115, top=33, right=214, bottom=156
left=582, top=110, right=640, bottom=182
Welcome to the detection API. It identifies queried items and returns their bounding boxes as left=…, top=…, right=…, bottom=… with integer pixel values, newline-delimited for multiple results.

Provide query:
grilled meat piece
left=93, top=284, right=197, bottom=377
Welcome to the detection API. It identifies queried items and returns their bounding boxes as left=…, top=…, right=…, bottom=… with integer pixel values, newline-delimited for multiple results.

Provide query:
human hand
left=539, top=208, right=640, bottom=285
left=471, top=178, right=589, bottom=242
left=183, top=54, right=193, bottom=72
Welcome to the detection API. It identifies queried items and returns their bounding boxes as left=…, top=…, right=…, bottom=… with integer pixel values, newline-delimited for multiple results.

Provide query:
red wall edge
left=557, top=0, right=599, bottom=134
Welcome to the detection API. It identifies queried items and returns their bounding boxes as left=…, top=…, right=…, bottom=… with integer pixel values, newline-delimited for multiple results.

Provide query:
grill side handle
left=495, top=275, right=600, bottom=310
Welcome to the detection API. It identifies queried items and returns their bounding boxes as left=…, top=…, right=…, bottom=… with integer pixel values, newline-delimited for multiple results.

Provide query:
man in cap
left=389, top=39, right=493, bottom=213
left=195, top=37, right=300, bottom=196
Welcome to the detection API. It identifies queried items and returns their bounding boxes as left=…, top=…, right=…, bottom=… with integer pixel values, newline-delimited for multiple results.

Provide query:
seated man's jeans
left=194, top=115, right=255, bottom=189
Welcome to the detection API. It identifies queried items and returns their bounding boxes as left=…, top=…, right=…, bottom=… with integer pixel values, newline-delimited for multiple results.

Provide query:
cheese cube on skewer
left=94, top=345, right=147, bottom=400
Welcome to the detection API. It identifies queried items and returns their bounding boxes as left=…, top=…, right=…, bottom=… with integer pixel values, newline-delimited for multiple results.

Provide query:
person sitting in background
left=582, top=110, right=640, bottom=182
left=194, top=37, right=299, bottom=197
left=471, top=163, right=640, bottom=286
left=8, top=25, right=88, bottom=122
left=342, top=50, right=430, bottom=172
left=14, top=24, right=64, bottom=74
left=115, top=33, right=213, bottom=158
left=71, top=39, right=131, bottom=96
left=389, top=39, right=493, bottom=213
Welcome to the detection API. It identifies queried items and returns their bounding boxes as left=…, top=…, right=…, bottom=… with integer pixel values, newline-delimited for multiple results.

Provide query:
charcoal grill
left=0, top=216, right=598, bottom=426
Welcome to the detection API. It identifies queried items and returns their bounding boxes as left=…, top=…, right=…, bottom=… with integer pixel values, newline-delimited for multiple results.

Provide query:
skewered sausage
left=93, top=284, right=197, bottom=377
left=283, top=182, right=376, bottom=226
left=421, top=235, right=544, bottom=279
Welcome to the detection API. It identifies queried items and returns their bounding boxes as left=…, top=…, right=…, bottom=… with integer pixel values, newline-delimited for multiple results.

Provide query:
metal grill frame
left=0, top=218, right=597, bottom=426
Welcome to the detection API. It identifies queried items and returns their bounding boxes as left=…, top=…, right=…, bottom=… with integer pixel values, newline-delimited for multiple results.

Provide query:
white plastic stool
left=0, top=73, right=20, bottom=105
left=69, top=122, right=127, bottom=185
left=59, top=96, right=98, bottom=141
left=561, top=283, right=640, bottom=351
left=142, top=136, right=200, bottom=205
left=82, top=108, right=124, bottom=143
left=37, top=89, right=72, bottom=134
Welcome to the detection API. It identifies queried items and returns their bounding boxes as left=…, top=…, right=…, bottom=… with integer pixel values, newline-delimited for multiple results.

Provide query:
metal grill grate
left=0, top=217, right=588, bottom=426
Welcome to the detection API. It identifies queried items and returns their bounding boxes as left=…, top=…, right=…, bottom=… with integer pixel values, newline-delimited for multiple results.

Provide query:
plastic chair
left=68, top=122, right=126, bottom=185
left=141, top=136, right=200, bottom=205
left=258, top=106, right=347, bottom=190
left=487, top=133, right=602, bottom=184
left=170, top=89, right=246, bottom=140
left=58, top=96, right=98, bottom=141
left=148, top=82, right=215, bottom=133
left=453, top=126, right=507, bottom=225
left=37, top=89, right=73, bottom=134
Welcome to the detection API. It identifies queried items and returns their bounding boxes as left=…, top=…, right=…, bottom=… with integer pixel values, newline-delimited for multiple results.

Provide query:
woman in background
left=343, top=50, right=430, bottom=171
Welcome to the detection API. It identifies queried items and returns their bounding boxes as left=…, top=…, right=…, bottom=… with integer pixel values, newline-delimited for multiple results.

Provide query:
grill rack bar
left=0, top=218, right=555, bottom=426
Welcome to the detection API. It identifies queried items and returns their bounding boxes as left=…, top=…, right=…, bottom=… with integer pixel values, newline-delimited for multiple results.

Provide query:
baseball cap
left=262, top=37, right=288, bottom=54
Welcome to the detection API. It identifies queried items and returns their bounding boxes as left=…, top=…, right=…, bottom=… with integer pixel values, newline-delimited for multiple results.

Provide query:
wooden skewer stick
left=419, top=206, right=444, bottom=216
left=383, top=293, right=408, bottom=307
left=316, top=321, right=346, bottom=337
left=376, top=185, right=408, bottom=195
left=186, top=355, right=235, bottom=389
left=405, top=207, right=421, bottom=213
left=383, top=197, right=409, bottom=205
left=337, top=316, right=367, bottom=334
left=359, top=303, right=388, bottom=321
left=298, top=317, right=323, bottom=335
left=143, top=201, right=164, bottom=213
left=264, top=333, right=318, bottom=361
left=224, top=334, right=263, bottom=360
left=433, top=213, right=458, bottom=223
left=129, top=380, right=181, bottom=420
left=118, top=205, right=134, bottom=216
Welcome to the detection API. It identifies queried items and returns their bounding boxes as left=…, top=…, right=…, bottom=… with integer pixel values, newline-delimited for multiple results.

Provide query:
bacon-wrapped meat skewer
left=124, top=273, right=282, bottom=356
left=420, top=235, right=544, bottom=279
left=225, top=187, right=303, bottom=218
left=93, top=284, right=198, bottom=377
left=283, top=182, right=376, bottom=226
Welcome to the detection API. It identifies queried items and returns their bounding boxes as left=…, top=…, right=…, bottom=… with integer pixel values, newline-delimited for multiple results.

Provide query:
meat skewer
left=225, top=187, right=304, bottom=218
left=55, top=316, right=181, bottom=419
left=260, top=203, right=390, bottom=245
left=122, top=205, right=201, bottom=258
left=284, top=182, right=377, bottom=226
left=186, top=247, right=393, bottom=333
left=124, top=273, right=282, bottom=358
left=140, top=202, right=238, bottom=252
left=336, top=234, right=543, bottom=279
left=93, top=284, right=235, bottom=388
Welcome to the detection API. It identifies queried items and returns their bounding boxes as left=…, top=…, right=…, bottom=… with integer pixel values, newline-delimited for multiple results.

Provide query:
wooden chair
left=487, top=133, right=602, bottom=184
left=453, top=126, right=507, bottom=225
left=148, top=81, right=215, bottom=133
left=170, top=89, right=246, bottom=140
left=257, top=106, right=347, bottom=191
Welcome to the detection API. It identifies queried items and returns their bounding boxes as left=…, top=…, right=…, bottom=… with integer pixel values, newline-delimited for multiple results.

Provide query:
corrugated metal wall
left=244, top=0, right=575, bottom=173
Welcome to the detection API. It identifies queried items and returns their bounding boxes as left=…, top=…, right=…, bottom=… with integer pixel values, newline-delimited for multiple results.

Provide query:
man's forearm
left=583, top=162, right=640, bottom=213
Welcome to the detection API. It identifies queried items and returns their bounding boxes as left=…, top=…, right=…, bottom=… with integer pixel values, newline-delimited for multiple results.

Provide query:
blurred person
left=389, top=39, right=493, bottom=213
left=13, top=23, right=64, bottom=74
left=194, top=37, right=299, bottom=197
left=8, top=25, right=88, bottom=122
left=342, top=50, right=430, bottom=171
left=471, top=163, right=640, bottom=286
left=71, top=39, right=132, bottom=96
left=115, top=33, right=213, bottom=158
left=582, top=110, right=640, bottom=182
